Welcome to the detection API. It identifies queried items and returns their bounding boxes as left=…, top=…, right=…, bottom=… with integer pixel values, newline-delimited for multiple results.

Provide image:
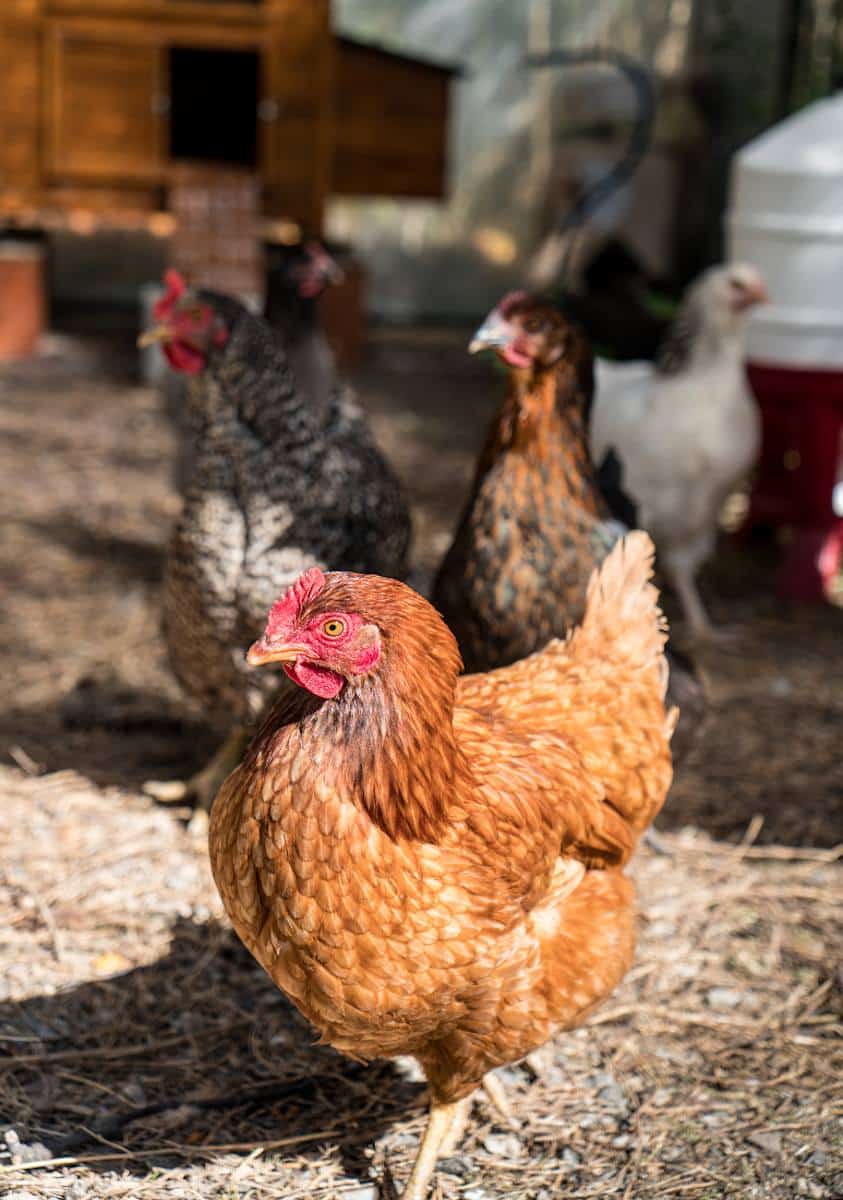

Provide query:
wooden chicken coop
left=0, top=0, right=456, bottom=350
left=0, top=0, right=456, bottom=228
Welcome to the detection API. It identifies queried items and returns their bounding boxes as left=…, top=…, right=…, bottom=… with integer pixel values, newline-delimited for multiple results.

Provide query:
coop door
left=332, top=40, right=451, bottom=199
left=46, top=23, right=166, bottom=182
left=260, top=0, right=333, bottom=231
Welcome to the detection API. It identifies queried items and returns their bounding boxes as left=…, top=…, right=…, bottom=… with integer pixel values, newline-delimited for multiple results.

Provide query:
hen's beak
left=469, top=309, right=512, bottom=354
left=246, top=640, right=310, bottom=667
left=747, top=280, right=770, bottom=306
left=137, top=325, right=170, bottom=349
left=734, top=279, right=770, bottom=311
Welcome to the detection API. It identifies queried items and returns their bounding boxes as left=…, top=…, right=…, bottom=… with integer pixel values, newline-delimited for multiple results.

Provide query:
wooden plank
left=3, top=1, right=41, bottom=16
left=332, top=154, right=445, bottom=199
left=261, top=0, right=332, bottom=229
left=331, top=39, right=452, bottom=198
left=48, top=0, right=266, bottom=26
left=0, top=22, right=42, bottom=191
left=41, top=185, right=161, bottom=213
left=45, top=23, right=167, bottom=182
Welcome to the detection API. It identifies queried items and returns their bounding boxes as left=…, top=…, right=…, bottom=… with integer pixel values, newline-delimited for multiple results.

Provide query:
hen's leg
left=663, top=533, right=742, bottom=644
left=400, top=1098, right=467, bottom=1200
left=669, top=562, right=714, bottom=641
left=437, top=1095, right=472, bottom=1158
left=482, top=1071, right=520, bottom=1129
left=144, top=727, right=250, bottom=811
left=672, top=564, right=744, bottom=646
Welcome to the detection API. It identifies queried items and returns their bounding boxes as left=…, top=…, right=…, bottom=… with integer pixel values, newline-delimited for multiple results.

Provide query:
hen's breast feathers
left=434, top=368, right=614, bottom=673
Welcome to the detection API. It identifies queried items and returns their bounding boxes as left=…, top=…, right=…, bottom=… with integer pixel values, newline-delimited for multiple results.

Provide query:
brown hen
left=432, top=292, right=618, bottom=673
left=433, top=292, right=705, bottom=767
left=209, top=532, right=674, bottom=1198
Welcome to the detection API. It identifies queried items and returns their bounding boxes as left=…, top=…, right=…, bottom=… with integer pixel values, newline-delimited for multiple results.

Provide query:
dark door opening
left=169, top=47, right=259, bottom=167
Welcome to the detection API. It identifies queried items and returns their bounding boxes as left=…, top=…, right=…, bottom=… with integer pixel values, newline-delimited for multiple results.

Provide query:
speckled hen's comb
left=152, top=269, right=188, bottom=321
left=265, top=568, right=326, bottom=637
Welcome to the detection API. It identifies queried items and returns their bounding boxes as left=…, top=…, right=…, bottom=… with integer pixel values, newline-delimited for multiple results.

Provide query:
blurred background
left=3, top=0, right=843, bottom=319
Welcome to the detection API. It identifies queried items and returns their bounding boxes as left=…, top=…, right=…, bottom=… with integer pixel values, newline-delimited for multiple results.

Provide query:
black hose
left=524, top=48, right=656, bottom=280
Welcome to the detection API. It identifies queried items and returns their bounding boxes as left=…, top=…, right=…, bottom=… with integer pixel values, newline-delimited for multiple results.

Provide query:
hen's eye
left=322, top=618, right=346, bottom=638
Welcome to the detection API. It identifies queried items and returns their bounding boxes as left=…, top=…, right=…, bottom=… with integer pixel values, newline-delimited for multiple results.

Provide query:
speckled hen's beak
left=469, top=309, right=511, bottom=354
left=246, top=640, right=310, bottom=667
left=137, top=325, right=170, bottom=349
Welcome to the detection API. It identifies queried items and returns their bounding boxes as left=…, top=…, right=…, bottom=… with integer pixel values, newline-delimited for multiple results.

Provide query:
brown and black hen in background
left=142, top=271, right=411, bottom=808
left=263, top=239, right=343, bottom=421
left=433, top=292, right=704, bottom=767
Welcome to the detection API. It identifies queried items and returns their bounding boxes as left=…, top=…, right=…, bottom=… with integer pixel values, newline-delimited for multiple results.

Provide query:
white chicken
left=590, top=263, right=768, bottom=640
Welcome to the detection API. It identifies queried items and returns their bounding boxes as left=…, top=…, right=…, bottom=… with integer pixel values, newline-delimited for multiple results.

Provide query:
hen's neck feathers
left=252, top=592, right=469, bottom=844
left=198, top=309, right=324, bottom=449
left=264, top=286, right=318, bottom=348
left=657, top=293, right=748, bottom=376
left=486, top=363, right=604, bottom=516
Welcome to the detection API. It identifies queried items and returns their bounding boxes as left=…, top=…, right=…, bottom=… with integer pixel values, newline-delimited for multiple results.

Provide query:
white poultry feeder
left=728, top=93, right=843, bottom=601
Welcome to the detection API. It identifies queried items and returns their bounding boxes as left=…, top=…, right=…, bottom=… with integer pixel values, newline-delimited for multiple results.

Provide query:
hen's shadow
left=0, top=916, right=423, bottom=1182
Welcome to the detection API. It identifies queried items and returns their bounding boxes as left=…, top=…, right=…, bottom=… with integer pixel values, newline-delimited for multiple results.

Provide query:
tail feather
left=571, top=531, right=676, bottom=738
left=459, top=532, right=676, bottom=846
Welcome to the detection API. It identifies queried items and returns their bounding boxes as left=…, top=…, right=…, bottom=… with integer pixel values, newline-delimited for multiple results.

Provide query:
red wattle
left=284, top=660, right=345, bottom=699
left=502, top=344, right=532, bottom=369
left=164, top=339, right=207, bottom=375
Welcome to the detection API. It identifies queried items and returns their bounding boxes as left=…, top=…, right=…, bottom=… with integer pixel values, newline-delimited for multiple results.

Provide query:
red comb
left=265, top=567, right=326, bottom=638
left=304, top=241, right=333, bottom=270
left=152, top=269, right=188, bottom=321
left=498, top=290, right=530, bottom=318
left=299, top=242, right=340, bottom=297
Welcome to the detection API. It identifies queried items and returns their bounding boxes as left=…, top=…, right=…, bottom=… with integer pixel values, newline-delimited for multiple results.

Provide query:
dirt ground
left=0, top=329, right=841, bottom=1199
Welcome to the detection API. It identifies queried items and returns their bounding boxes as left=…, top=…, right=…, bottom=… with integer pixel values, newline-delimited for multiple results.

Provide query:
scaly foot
left=400, top=1098, right=467, bottom=1200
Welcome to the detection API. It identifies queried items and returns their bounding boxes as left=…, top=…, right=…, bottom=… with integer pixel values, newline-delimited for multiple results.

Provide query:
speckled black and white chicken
left=142, top=270, right=410, bottom=807
left=590, top=263, right=768, bottom=640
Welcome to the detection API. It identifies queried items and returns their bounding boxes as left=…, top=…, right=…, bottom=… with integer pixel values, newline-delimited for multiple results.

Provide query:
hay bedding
left=1, top=335, right=841, bottom=1198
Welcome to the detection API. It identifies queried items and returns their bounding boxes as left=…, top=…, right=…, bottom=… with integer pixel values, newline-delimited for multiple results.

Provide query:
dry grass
left=1, top=329, right=841, bottom=1198
left=1, top=769, right=840, bottom=1199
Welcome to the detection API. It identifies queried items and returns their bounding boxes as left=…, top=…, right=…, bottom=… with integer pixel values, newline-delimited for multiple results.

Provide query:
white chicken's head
left=694, top=263, right=769, bottom=330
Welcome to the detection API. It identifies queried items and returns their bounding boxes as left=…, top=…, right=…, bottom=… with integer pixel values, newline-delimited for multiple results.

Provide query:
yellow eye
left=322, top=618, right=346, bottom=638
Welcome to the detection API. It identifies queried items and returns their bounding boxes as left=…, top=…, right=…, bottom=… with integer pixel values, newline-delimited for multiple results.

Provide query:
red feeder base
left=745, top=361, right=843, bottom=603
